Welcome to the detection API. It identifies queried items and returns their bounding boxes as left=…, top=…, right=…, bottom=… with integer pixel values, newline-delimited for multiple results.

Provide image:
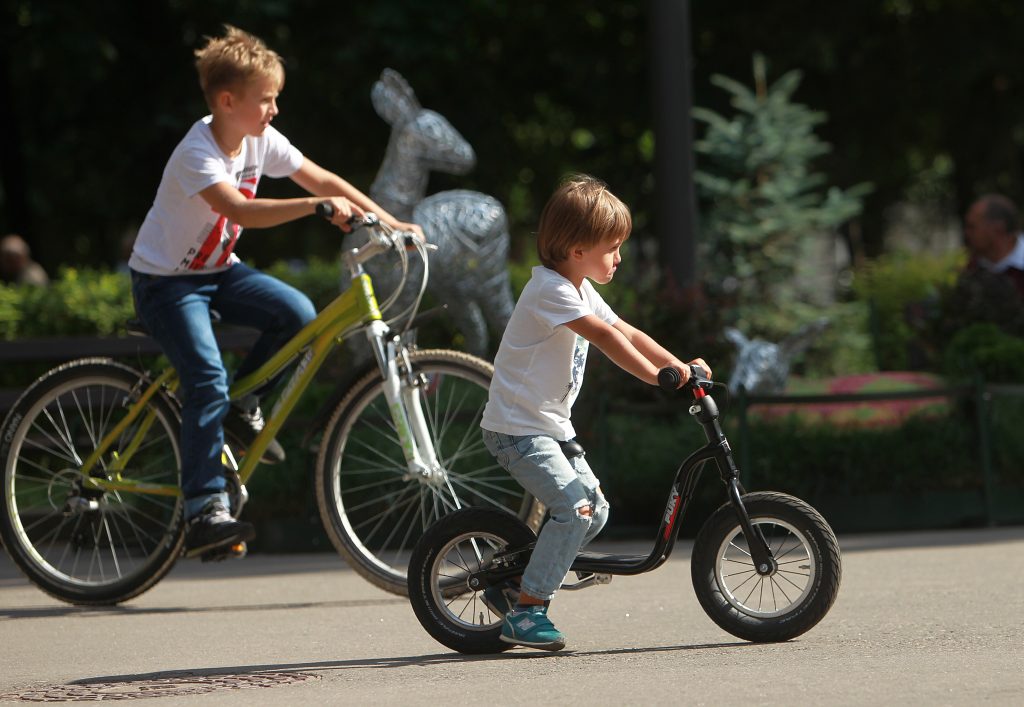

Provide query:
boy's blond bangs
left=195, top=25, right=284, bottom=109
left=537, top=175, right=632, bottom=269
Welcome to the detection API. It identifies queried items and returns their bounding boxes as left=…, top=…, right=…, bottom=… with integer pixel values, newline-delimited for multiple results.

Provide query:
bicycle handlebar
left=315, top=203, right=420, bottom=249
left=657, top=364, right=711, bottom=393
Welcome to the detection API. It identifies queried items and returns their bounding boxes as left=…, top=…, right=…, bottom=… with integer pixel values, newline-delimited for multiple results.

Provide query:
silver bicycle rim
left=429, top=530, right=507, bottom=631
left=329, top=359, right=528, bottom=578
left=4, top=376, right=182, bottom=588
left=714, top=517, right=816, bottom=618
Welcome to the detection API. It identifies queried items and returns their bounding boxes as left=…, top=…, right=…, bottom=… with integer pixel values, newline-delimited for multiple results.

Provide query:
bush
left=576, top=389, right=1022, bottom=536
left=943, top=323, right=1024, bottom=384
left=0, top=267, right=135, bottom=339
left=852, top=250, right=962, bottom=370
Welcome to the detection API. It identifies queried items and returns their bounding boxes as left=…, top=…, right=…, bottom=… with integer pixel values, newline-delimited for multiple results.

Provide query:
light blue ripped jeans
left=482, top=429, right=610, bottom=601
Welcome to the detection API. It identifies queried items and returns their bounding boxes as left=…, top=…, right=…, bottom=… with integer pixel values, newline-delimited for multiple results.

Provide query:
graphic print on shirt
left=181, top=168, right=259, bottom=271
left=560, top=335, right=589, bottom=403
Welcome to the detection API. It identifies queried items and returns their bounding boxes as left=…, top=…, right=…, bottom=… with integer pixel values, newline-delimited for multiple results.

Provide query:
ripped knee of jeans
left=573, top=500, right=594, bottom=523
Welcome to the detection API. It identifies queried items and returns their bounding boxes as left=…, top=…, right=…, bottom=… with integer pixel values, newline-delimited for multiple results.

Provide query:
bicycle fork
left=689, top=386, right=777, bottom=577
left=364, top=322, right=457, bottom=500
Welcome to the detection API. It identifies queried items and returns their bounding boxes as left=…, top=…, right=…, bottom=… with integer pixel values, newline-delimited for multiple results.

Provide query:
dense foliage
left=4, top=1, right=1024, bottom=273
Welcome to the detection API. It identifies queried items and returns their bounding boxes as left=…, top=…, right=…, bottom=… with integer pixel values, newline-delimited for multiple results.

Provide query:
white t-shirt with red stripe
left=129, top=116, right=304, bottom=275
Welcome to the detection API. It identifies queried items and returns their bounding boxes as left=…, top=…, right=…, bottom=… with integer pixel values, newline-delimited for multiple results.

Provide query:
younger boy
left=480, top=174, right=710, bottom=651
left=129, top=26, right=422, bottom=558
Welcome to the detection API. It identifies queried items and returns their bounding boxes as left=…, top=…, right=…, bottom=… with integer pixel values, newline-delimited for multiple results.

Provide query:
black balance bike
left=408, top=365, right=842, bottom=653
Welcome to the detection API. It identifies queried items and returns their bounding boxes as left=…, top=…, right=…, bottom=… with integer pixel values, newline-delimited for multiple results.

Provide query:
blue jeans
left=482, top=429, right=610, bottom=601
left=131, top=263, right=316, bottom=517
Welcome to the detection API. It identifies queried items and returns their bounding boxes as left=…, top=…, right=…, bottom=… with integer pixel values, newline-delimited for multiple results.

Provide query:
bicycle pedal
left=561, top=572, right=613, bottom=591
left=199, top=541, right=248, bottom=563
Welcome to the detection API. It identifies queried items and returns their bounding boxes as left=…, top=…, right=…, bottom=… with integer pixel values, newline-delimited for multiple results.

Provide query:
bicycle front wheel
left=0, top=359, right=184, bottom=605
left=315, top=349, right=538, bottom=595
left=691, top=491, right=842, bottom=642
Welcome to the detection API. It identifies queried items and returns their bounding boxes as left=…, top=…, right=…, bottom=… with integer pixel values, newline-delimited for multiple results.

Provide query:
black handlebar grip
left=315, top=202, right=334, bottom=220
left=658, top=367, right=681, bottom=391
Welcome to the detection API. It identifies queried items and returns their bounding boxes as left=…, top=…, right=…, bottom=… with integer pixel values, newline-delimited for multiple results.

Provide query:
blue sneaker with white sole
left=500, top=605, right=566, bottom=651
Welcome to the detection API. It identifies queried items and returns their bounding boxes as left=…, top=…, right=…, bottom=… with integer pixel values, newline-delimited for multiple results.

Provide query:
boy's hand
left=688, top=358, right=712, bottom=381
left=321, top=197, right=366, bottom=232
left=665, top=359, right=691, bottom=387
left=665, top=358, right=712, bottom=388
left=394, top=221, right=426, bottom=243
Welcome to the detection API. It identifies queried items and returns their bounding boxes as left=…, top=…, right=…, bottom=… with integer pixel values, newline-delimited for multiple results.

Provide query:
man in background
left=0, top=234, right=49, bottom=286
left=962, top=194, right=1024, bottom=298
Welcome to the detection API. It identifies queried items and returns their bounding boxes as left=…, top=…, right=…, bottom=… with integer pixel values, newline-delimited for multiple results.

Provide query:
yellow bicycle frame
left=80, top=273, right=382, bottom=498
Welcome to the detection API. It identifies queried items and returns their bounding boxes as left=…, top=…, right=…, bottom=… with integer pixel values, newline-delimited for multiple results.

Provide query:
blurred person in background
left=0, top=234, right=49, bottom=286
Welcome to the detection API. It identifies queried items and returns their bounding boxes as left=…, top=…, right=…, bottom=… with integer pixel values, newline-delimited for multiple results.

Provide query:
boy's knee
left=572, top=502, right=594, bottom=526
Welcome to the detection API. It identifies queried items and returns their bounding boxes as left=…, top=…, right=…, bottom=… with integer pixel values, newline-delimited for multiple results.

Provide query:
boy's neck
left=208, top=117, right=244, bottom=158
left=552, top=262, right=585, bottom=291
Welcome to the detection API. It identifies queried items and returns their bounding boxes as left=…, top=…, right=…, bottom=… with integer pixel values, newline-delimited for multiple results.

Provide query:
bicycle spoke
left=23, top=422, right=81, bottom=467
left=448, top=475, right=519, bottom=506
left=375, top=488, right=421, bottom=562
left=351, top=485, right=418, bottom=542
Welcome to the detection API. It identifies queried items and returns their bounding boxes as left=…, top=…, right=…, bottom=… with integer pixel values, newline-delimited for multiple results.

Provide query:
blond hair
left=536, top=174, right=632, bottom=268
left=194, top=25, right=284, bottom=110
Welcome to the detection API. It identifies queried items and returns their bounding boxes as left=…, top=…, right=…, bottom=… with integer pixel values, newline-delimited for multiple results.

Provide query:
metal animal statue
left=725, top=319, right=829, bottom=395
left=345, top=68, right=514, bottom=357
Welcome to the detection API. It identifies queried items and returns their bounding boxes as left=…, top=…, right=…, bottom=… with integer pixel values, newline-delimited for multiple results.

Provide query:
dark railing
left=593, top=380, right=1023, bottom=530
left=732, top=381, right=1024, bottom=527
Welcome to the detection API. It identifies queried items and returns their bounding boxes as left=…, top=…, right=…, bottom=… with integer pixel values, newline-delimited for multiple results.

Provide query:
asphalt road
left=1, top=526, right=1022, bottom=705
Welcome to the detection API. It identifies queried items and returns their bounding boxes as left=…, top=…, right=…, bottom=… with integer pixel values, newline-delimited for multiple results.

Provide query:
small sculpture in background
left=725, top=319, right=829, bottom=395
left=348, top=68, right=514, bottom=357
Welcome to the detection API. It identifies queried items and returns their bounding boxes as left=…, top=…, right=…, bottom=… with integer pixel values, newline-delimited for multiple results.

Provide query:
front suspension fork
left=365, top=323, right=446, bottom=486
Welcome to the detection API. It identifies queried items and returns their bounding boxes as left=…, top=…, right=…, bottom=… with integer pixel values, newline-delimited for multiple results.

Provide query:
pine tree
left=694, top=54, right=871, bottom=338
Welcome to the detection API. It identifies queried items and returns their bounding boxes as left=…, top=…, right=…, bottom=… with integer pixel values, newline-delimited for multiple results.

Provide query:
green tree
left=693, top=54, right=871, bottom=338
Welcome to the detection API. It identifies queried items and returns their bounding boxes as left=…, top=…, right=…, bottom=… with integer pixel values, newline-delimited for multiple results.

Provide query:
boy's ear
left=214, top=89, right=236, bottom=112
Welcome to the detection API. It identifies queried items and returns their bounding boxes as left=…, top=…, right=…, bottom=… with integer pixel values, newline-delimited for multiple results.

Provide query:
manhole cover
left=0, top=671, right=320, bottom=702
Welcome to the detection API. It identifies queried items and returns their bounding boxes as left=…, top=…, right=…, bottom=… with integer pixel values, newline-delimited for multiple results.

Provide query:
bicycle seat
left=559, top=439, right=585, bottom=459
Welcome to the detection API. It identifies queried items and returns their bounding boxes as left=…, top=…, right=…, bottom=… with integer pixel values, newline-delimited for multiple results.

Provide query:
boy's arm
left=565, top=315, right=712, bottom=386
left=290, top=158, right=424, bottom=238
left=565, top=315, right=662, bottom=385
left=613, top=318, right=684, bottom=372
left=198, top=158, right=424, bottom=236
left=614, top=318, right=712, bottom=381
left=199, top=181, right=332, bottom=229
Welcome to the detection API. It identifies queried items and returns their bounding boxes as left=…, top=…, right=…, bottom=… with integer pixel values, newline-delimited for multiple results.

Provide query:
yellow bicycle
left=0, top=211, right=539, bottom=604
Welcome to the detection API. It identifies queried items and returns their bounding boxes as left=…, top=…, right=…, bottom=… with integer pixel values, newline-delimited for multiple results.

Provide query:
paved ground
left=1, top=526, right=1022, bottom=705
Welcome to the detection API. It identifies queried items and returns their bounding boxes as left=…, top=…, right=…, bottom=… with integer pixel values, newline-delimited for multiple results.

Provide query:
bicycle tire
left=0, top=358, right=185, bottom=605
left=315, top=349, right=539, bottom=596
left=691, top=491, right=841, bottom=642
left=408, top=507, right=535, bottom=654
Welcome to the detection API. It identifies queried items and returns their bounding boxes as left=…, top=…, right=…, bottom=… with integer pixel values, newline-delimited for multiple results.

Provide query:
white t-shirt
left=129, top=116, right=304, bottom=275
left=481, top=266, right=618, bottom=440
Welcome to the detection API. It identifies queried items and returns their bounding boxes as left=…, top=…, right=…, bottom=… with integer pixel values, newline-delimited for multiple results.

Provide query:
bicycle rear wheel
left=315, top=349, right=539, bottom=596
left=0, top=359, right=184, bottom=605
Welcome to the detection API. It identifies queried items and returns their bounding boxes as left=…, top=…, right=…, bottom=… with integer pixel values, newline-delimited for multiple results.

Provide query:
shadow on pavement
left=70, top=640, right=756, bottom=685
left=0, top=596, right=405, bottom=621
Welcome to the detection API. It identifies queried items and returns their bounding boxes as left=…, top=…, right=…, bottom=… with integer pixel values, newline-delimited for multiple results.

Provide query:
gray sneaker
left=223, top=404, right=286, bottom=464
left=184, top=500, right=255, bottom=558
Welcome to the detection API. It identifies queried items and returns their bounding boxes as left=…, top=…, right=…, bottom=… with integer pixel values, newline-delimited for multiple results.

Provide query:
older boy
left=480, top=174, right=710, bottom=650
left=129, top=26, right=421, bottom=558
